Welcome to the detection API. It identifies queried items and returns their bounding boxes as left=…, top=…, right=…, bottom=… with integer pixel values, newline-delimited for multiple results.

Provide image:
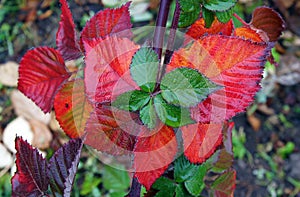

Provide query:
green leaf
left=161, top=68, right=221, bottom=107
left=178, top=0, right=201, bottom=28
left=130, top=47, right=159, bottom=92
left=152, top=177, right=176, bottom=197
left=203, top=0, right=236, bottom=12
left=174, top=155, right=198, bottom=183
left=102, top=165, right=130, bottom=193
left=202, top=7, right=215, bottom=28
left=154, top=94, right=194, bottom=127
left=140, top=99, right=157, bottom=129
left=184, top=164, right=207, bottom=196
left=175, top=183, right=194, bottom=197
left=112, top=90, right=150, bottom=111
left=215, top=7, right=234, bottom=23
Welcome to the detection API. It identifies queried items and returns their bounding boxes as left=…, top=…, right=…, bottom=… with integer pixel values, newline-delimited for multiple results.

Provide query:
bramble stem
left=126, top=178, right=141, bottom=197
left=153, top=0, right=172, bottom=59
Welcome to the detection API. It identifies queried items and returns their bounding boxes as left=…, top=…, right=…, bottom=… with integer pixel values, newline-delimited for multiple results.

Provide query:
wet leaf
left=134, top=124, right=177, bottom=190
left=54, top=79, right=93, bottom=138
left=12, top=137, right=48, bottom=197
left=48, top=138, right=84, bottom=196
left=18, top=47, right=71, bottom=113
left=161, top=67, right=220, bottom=107
left=130, top=47, right=159, bottom=92
left=56, top=0, right=82, bottom=60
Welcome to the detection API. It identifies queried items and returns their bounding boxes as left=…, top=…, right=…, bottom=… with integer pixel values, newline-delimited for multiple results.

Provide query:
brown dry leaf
left=257, top=104, right=275, bottom=115
left=10, top=90, right=51, bottom=124
left=247, top=114, right=261, bottom=131
left=3, top=116, right=34, bottom=153
left=276, top=54, right=300, bottom=85
left=38, top=10, right=53, bottom=20
left=0, top=61, right=19, bottom=87
left=0, top=143, right=13, bottom=168
left=29, top=119, right=52, bottom=150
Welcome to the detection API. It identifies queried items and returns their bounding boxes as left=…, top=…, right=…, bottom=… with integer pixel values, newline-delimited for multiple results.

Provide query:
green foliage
left=277, top=142, right=295, bottom=159
left=130, top=47, right=159, bottom=93
left=161, top=68, right=220, bottom=107
left=215, top=7, right=234, bottom=23
left=178, top=0, right=201, bottom=28
left=0, top=173, right=12, bottom=197
left=140, top=99, right=157, bottom=129
left=203, top=0, right=236, bottom=12
left=112, top=90, right=150, bottom=111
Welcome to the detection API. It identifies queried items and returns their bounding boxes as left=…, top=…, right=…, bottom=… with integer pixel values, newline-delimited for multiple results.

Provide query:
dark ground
left=0, top=0, right=300, bottom=196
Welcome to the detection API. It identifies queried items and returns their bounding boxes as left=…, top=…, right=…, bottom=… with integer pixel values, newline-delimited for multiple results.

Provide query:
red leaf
left=185, top=18, right=233, bottom=44
left=212, top=169, right=236, bottom=197
left=167, top=35, right=270, bottom=123
left=80, top=2, right=132, bottom=45
left=18, top=47, right=71, bottom=113
left=233, top=26, right=267, bottom=42
left=54, top=79, right=93, bottom=138
left=181, top=123, right=223, bottom=163
left=83, top=36, right=139, bottom=104
left=85, top=104, right=140, bottom=155
left=134, top=124, right=177, bottom=190
left=56, top=0, right=81, bottom=60
left=12, top=137, right=48, bottom=197
left=48, top=138, right=84, bottom=196
left=250, top=6, right=285, bottom=42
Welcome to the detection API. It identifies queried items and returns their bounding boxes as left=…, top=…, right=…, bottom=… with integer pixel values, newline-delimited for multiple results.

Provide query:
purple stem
left=153, top=0, right=172, bottom=59
left=126, top=178, right=141, bottom=197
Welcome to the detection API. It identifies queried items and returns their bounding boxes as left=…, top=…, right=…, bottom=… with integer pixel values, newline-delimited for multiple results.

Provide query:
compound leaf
left=130, top=47, right=159, bottom=92
left=18, top=47, right=71, bottom=113
left=134, top=124, right=177, bottom=190
left=54, top=79, right=93, bottom=138
left=180, top=123, right=223, bottom=163
left=56, top=0, right=81, bottom=60
left=161, top=67, right=220, bottom=107
left=154, top=94, right=194, bottom=127
left=12, top=137, right=48, bottom=197
left=168, top=35, right=270, bottom=123
left=48, top=138, right=84, bottom=197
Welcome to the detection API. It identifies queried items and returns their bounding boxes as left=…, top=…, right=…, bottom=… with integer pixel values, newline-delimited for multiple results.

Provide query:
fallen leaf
left=10, top=90, right=51, bottom=125
left=29, top=119, right=52, bottom=150
left=247, top=114, right=261, bottom=131
left=0, top=143, right=13, bottom=168
left=3, top=117, right=34, bottom=153
left=0, top=61, right=19, bottom=87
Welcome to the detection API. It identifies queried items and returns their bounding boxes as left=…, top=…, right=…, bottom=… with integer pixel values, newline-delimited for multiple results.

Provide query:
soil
left=0, top=0, right=300, bottom=196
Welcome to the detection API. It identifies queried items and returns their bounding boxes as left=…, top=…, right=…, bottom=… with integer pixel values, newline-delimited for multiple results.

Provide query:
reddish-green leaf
left=185, top=17, right=233, bottom=44
left=134, top=123, right=177, bottom=190
left=48, top=138, right=84, bottom=196
left=54, top=79, right=93, bottom=138
left=211, top=169, right=236, bottom=197
left=56, top=0, right=81, bottom=60
left=167, top=35, right=270, bottom=123
left=18, top=47, right=71, bottom=113
left=85, top=104, right=140, bottom=155
left=250, top=6, right=285, bottom=42
left=81, top=2, right=132, bottom=43
left=180, top=123, right=223, bottom=163
left=12, top=137, right=48, bottom=197
left=233, top=26, right=267, bottom=42
left=83, top=36, right=139, bottom=104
